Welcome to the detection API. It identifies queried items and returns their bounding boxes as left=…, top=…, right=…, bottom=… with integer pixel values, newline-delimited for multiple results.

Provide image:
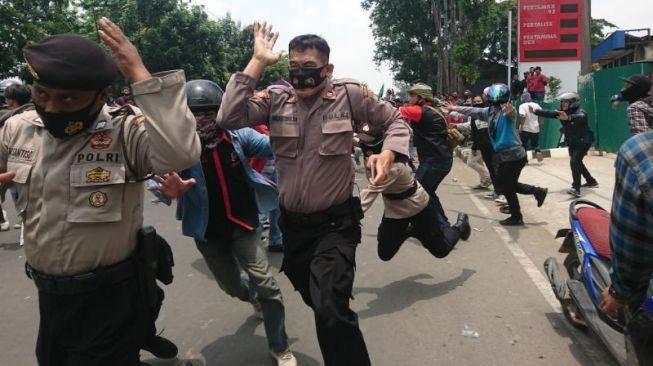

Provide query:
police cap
left=23, top=34, right=118, bottom=90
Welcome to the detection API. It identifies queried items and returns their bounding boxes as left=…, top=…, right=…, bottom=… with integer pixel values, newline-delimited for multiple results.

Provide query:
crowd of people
left=0, top=17, right=652, bottom=366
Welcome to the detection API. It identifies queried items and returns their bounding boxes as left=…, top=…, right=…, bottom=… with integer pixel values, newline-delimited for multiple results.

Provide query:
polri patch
left=89, top=132, right=113, bottom=150
left=86, top=167, right=111, bottom=183
left=88, top=191, right=108, bottom=208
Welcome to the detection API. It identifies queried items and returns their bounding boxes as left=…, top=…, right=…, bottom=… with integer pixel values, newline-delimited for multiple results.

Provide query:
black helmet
left=186, top=79, right=224, bottom=110
left=486, top=83, right=510, bottom=104
left=0, top=79, right=22, bottom=105
left=557, top=92, right=581, bottom=112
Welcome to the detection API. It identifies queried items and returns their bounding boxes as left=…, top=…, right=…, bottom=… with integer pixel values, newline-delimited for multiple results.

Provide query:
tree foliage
left=590, top=18, right=617, bottom=47
left=0, top=0, right=287, bottom=89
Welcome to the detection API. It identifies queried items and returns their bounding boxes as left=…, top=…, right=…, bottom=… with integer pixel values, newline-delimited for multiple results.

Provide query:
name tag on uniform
left=271, top=115, right=298, bottom=123
left=8, top=147, right=35, bottom=162
left=323, top=111, right=350, bottom=122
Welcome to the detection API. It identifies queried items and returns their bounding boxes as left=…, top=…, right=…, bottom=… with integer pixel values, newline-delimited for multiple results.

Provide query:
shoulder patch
left=133, top=115, right=146, bottom=126
left=332, top=78, right=361, bottom=86
left=360, top=84, right=378, bottom=101
left=254, top=90, right=270, bottom=99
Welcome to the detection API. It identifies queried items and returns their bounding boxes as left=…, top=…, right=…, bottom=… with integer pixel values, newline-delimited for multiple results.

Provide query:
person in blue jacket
left=446, top=84, right=548, bottom=226
left=148, top=80, right=297, bottom=366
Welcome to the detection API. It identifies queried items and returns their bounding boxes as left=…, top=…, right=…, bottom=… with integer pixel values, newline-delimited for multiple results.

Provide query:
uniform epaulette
left=108, top=105, right=137, bottom=118
left=254, top=90, right=271, bottom=99
left=332, top=78, right=361, bottom=86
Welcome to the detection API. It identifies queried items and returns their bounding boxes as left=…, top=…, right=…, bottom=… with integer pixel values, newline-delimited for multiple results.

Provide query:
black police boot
left=142, top=335, right=178, bottom=359
left=534, top=187, right=548, bottom=207
left=454, top=213, right=471, bottom=241
left=500, top=216, right=524, bottom=226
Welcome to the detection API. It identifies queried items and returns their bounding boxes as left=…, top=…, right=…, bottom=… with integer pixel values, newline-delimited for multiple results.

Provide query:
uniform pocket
left=269, top=120, right=299, bottom=158
left=67, top=164, right=126, bottom=223
left=319, top=119, right=353, bottom=156
left=7, top=161, right=34, bottom=184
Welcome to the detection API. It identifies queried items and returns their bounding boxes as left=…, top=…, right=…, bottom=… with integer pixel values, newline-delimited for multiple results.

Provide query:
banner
left=519, top=0, right=582, bottom=62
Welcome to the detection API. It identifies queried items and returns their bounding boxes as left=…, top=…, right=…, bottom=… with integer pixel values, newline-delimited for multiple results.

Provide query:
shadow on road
left=353, top=269, right=476, bottom=319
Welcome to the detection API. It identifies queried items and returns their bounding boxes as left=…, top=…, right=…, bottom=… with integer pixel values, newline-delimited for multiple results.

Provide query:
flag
left=377, top=84, right=385, bottom=99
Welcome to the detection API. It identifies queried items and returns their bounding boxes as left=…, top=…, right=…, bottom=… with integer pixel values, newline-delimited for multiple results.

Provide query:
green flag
left=377, top=84, right=385, bottom=99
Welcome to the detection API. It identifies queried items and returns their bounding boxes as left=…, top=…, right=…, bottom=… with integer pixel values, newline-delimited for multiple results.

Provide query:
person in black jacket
left=531, top=92, right=598, bottom=197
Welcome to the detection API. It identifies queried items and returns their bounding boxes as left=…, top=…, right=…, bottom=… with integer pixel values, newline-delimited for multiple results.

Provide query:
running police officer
left=217, top=22, right=410, bottom=366
left=0, top=18, right=200, bottom=366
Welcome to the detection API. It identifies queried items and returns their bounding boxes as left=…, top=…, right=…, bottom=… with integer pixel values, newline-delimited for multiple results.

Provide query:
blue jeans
left=195, top=227, right=288, bottom=352
left=415, top=157, right=453, bottom=227
left=268, top=208, right=283, bottom=246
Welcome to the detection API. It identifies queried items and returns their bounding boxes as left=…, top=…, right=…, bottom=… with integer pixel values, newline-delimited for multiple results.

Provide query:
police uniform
left=1, top=34, right=200, bottom=365
left=218, top=72, right=410, bottom=366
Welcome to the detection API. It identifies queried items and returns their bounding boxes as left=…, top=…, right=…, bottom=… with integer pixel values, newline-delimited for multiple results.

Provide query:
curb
left=454, top=147, right=613, bottom=162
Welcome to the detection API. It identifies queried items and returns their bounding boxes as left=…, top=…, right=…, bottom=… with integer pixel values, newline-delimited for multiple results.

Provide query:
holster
left=136, top=226, right=175, bottom=308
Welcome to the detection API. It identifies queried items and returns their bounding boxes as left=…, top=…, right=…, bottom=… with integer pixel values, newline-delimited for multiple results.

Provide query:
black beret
left=23, top=33, right=118, bottom=90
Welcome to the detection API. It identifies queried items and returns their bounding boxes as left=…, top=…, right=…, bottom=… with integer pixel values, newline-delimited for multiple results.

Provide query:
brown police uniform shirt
left=0, top=70, right=201, bottom=275
left=217, top=72, right=410, bottom=214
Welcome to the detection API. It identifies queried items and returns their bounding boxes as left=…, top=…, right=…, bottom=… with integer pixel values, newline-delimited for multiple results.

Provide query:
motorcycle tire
left=563, top=251, right=582, bottom=280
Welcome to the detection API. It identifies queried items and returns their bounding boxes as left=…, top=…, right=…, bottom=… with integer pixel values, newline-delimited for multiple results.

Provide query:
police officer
left=0, top=18, right=200, bottom=366
left=217, top=22, right=410, bottom=366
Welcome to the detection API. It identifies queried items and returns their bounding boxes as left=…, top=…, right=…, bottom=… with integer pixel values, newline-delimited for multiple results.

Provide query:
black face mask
left=35, top=91, right=102, bottom=139
left=289, top=65, right=327, bottom=90
left=620, top=85, right=648, bottom=103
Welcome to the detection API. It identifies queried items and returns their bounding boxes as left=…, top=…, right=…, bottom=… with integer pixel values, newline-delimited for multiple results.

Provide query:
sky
left=194, top=0, right=653, bottom=92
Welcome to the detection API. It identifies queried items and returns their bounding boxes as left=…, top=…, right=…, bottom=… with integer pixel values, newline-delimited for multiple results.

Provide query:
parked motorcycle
left=544, top=199, right=653, bottom=365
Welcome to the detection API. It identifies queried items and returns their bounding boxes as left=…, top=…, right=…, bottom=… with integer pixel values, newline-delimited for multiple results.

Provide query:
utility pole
left=580, top=0, right=592, bottom=74
left=507, top=10, right=512, bottom=85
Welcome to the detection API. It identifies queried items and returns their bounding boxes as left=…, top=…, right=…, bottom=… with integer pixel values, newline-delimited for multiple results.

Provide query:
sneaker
left=472, top=183, right=491, bottom=190
left=268, top=243, right=284, bottom=253
left=252, top=302, right=264, bottom=320
left=567, top=188, right=581, bottom=197
left=500, top=216, right=524, bottom=226
left=483, top=192, right=497, bottom=200
left=454, top=213, right=471, bottom=241
left=142, top=335, right=178, bottom=359
left=13, top=223, right=21, bottom=230
left=494, top=195, right=507, bottom=205
left=499, top=206, right=511, bottom=214
left=534, top=188, right=548, bottom=207
left=271, top=349, right=298, bottom=366
left=0, top=220, right=9, bottom=231
left=581, top=181, right=599, bottom=188
left=150, top=197, right=161, bottom=204
left=536, top=151, right=544, bottom=162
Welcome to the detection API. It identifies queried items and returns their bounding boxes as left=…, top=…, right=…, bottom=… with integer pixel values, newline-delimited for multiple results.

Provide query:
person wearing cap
left=148, top=79, right=297, bottom=366
left=0, top=18, right=200, bottom=366
left=399, top=83, right=454, bottom=228
left=217, top=22, right=409, bottom=366
left=616, top=74, right=653, bottom=136
left=356, top=131, right=470, bottom=262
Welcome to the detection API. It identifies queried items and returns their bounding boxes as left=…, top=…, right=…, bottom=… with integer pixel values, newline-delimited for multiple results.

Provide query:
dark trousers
left=479, top=146, right=500, bottom=194
left=497, top=158, right=538, bottom=219
left=280, top=213, right=370, bottom=366
left=415, top=157, right=453, bottom=227
left=626, top=306, right=653, bottom=365
left=568, top=145, right=595, bottom=190
left=36, top=277, right=142, bottom=366
left=377, top=198, right=460, bottom=261
left=520, top=131, right=541, bottom=152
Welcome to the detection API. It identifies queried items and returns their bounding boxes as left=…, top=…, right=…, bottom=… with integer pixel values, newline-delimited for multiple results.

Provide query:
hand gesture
left=557, top=111, right=569, bottom=121
left=600, top=287, right=624, bottom=318
left=367, top=150, right=395, bottom=186
left=252, top=22, right=282, bottom=67
left=443, top=102, right=457, bottom=112
left=147, top=172, right=196, bottom=199
left=98, top=17, right=151, bottom=83
left=502, top=102, right=515, bottom=115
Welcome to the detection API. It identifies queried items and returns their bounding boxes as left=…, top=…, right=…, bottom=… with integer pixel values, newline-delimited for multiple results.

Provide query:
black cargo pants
left=280, top=203, right=371, bottom=366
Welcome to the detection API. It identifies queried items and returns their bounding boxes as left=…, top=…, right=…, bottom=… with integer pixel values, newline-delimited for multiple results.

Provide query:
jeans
left=520, top=131, right=541, bottom=152
left=268, top=208, right=283, bottom=246
left=195, top=227, right=288, bottom=353
left=479, top=145, right=500, bottom=194
left=377, top=198, right=460, bottom=261
left=532, top=91, right=545, bottom=102
left=497, top=158, right=539, bottom=219
left=415, top=157, right=453, bottom=227
left=568, top=145, right=595, bottom=190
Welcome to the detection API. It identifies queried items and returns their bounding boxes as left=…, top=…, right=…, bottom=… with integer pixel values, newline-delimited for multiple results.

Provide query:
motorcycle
left=543, top=199, right=653, bottom=366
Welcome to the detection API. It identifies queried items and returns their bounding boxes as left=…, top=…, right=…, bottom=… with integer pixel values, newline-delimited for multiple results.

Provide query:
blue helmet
left=486, top=83, right=510, bottom=104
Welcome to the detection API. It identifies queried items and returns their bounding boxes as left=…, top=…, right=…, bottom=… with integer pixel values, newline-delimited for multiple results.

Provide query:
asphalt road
left=0, top=155, right=619, bottom=366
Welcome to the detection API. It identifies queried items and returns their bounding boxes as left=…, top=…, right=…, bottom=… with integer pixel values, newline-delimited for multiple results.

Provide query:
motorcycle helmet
left=485, top=84, right=510, bottom=105
left=557, top=92, right=580, bottom=112
left=186, top=79, right=224, bottom=111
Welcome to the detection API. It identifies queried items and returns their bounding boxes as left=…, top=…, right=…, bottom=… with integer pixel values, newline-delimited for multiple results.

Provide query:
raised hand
left=97, top=17, right=151, bottom=83
left=147, top=172, right=196, bottom=199
left=502, top=102, right=515, bottom=115
left=252, top=22, right=282, bottom=67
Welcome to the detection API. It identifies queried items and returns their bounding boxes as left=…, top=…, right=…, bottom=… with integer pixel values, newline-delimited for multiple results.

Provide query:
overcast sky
left=195, top=0, right=653, bottom=91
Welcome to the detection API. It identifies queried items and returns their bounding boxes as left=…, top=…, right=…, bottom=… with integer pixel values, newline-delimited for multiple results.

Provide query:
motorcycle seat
left=577, top=207, right=611, bottom=260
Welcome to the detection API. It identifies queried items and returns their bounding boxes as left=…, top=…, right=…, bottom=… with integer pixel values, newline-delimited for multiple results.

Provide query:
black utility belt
left=383, top=182, right=418, bottom=201
left=25, top=257, right=136, bottom=295
left=282, top=197, right=363, bottom=227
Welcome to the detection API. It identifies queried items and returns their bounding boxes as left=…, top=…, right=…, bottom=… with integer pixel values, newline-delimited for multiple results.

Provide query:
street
left=0, top=153, right=620, bottom=366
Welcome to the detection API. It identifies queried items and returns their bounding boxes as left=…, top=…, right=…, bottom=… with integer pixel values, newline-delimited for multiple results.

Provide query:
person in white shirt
left=518, top=93, right=544, bottom=162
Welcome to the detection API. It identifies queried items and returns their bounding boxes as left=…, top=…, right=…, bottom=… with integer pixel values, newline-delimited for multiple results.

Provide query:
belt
left=282, top=198, right=358, bottom=228
left=25, top=257, right=137, bottom=295
left=383, top=181, right=418, bottom=201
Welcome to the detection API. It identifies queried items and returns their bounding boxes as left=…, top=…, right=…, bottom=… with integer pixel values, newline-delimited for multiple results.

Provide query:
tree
left=590, top=18, right=617, bottom=47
